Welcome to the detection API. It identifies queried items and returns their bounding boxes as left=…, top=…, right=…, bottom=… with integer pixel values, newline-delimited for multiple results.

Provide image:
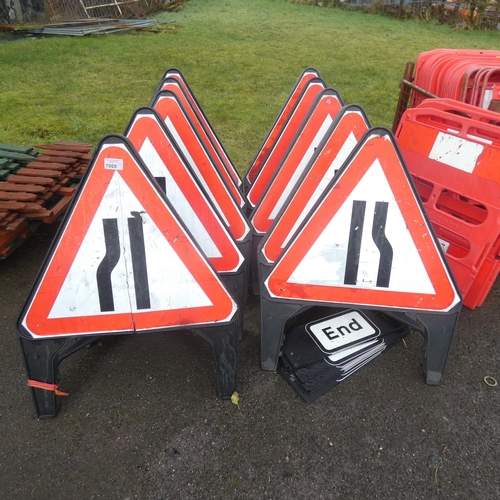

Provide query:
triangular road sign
left=246, top=77, right=327, bottom=208
left=157, top=78, right=245, bottom=208
left=251, top=89, right=343, bottom=234
left=245, top=68, right=321, bottom=189
left=265, top=128, right=461, bottom=312
left=19, top=135, right=237, bottom=338
left=125, top=107, right=244, bottom=274
left=261, top=105, right=371, bottom=264
left=150, top=90, right=250, bottom=243
left=160, top=69, right=242, bottom=189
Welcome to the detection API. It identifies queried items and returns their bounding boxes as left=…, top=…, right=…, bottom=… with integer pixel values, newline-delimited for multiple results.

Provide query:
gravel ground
left=1, top=225, right=499, bottom=499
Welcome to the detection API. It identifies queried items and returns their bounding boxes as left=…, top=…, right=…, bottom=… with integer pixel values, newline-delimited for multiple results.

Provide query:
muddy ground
left=0, top=224, right=499, bottom=499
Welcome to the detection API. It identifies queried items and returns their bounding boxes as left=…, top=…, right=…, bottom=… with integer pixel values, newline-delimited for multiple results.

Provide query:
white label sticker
left=428, top=132, right=483, bottom=173
left=306, top=310, right=379, bottom=353
left=438, top=238, right=450, bottom=253
left=104, top=158, right=123, bottom=170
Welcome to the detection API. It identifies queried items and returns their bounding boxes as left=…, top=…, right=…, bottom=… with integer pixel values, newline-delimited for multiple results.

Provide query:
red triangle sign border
left=125, top=109, right=244, bottom=274
left=20, top=136, right=237, bottom=338
left=265, top=128, right=461, bottom=313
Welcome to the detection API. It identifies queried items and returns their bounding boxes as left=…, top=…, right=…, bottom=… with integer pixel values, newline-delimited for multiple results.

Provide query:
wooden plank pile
left=0, top=144, right=39, bottom=181
left=0, top=141, right=92, bottom=258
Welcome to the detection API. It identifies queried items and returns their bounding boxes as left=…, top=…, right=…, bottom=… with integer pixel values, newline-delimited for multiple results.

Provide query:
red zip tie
left=27, top=380, right=68, bottom=396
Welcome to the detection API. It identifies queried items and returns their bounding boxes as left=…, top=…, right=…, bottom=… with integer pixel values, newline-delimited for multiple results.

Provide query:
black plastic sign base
left=20, top=317, right=239, bottom=419
left=17, top=135, right=240, bottom=418
left=260, top=128, right=463, bottom=387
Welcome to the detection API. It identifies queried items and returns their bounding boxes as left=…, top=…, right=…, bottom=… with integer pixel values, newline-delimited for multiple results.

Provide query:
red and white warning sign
left=246, top=78, right=327, bottom=208
left=125, top=109, right=243, bottom=274
left=152, top=91, right=250, bottom=243
left=251, top=90, right=343, bottom=234
left=19, top=136, right=237, bottom=338
left=265, top=128, right=460, bottom=312
left=161, top=70, right=243, bottom=189
left=245, top=68, right=321, bottom=186
left=158, top=79, right=245, bottom=208
left=262, top=106, right=370, bottom=263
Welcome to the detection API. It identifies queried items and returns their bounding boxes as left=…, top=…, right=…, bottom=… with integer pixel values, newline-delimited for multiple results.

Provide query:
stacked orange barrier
left=396, top=98, right=500, bottom=309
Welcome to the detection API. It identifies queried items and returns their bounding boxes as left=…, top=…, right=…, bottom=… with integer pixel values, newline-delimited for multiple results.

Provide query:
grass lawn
left=0, top=0, right=499, bottom=173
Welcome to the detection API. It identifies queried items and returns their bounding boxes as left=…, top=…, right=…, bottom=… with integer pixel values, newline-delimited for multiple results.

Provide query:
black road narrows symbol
left=96, top=218, right=121, bottom=312
left=96, top=216, right=152, bottom=312
left=344, top=200, right=394, bottom=288
left=372, top=201, right=393, bottom=288
left=128, top=215, right=151, bottom=310
left=344, top=200, right=366, bottom=285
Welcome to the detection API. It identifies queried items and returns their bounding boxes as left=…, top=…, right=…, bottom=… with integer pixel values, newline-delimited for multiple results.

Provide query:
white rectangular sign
left=306, top=310, right=380, bottom=354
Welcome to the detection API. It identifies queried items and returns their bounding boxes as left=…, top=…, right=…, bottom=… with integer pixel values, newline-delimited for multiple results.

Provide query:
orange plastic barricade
left=396, top=104, right=500, bottom=308
left=417, top=98, right=500, bottom=126
left=463, top=235, right=500, bottom=309
left=411, top=49, right=500, bottom=107
left=470, top=67, right=500, bottom=108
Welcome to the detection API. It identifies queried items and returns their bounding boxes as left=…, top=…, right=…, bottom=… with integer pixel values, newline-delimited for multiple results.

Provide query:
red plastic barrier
left=470, top=67, right=500, bottom=108
left=417, top=98, right=500, bottom=126
left=463, top=234, right=500, bottom=309
left=411, top=49, right=500, bottom=107
left=396, top=104, right=500, bottom=308
left=398, top=106, right=500, bottom=183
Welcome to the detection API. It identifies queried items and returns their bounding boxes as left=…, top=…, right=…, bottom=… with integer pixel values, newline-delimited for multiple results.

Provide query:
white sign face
left=48, top=171, right=212, bottom=319
left=287, top=159, right=436, bottom=294
left=306, top=310, right=380, bottom=353
left=139, top=138, right=222, bottom=259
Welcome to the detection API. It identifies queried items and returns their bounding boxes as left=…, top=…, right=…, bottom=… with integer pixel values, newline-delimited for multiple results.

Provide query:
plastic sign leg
left=236, top=236, right=252, bottom=306
left=390, top=309, right=461, bottom=385
left=193, top=316, right=239, bottom=399
left=19, top=336, right=97, bottom=418
left=260, top=295, right=308, bottom=371
left=250, top=234, right=263, bottom=296
left=220, top=271, right=246, bottom=340
left=20, top=337, right=67, bottom=419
